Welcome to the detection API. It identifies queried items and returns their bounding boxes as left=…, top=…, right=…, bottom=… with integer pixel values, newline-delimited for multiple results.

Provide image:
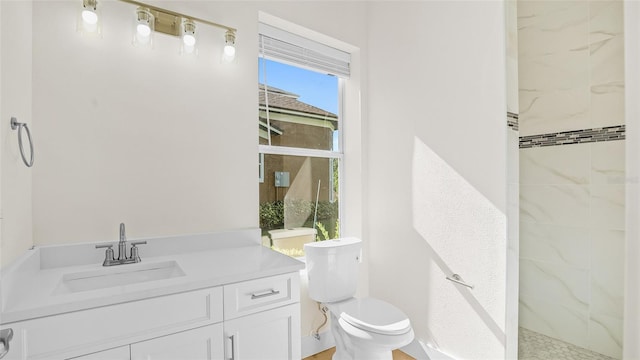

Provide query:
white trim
left=337, top=78, right=345, bottom=238
left=258, top=145, right=342, bottom=160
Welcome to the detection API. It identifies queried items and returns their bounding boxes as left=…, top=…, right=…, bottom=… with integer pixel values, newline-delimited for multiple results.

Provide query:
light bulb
left=224, top=44, right=236, bottom=58
left=223, top=30, right=236, bottom=62
left=82, top=9, right=98, bottom=25
left=183, top=34, right=196, bottom=47
left=137, top=23, right=151, bottom=37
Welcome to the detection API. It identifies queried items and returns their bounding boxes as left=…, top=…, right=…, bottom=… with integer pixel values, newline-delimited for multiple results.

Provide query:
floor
left=303, top=348, right=415, bottom=360
left=519, top=327, right=616, bottom=360
left=304, top=328, right=615, bottom=360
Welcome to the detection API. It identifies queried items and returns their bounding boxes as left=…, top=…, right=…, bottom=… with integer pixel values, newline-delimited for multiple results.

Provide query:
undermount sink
left=53, top=260, right=185, bottom=295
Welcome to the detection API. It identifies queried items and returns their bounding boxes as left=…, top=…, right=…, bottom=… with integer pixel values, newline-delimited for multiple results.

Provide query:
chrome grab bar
left=446, top=273, right=474, bottom=289
left=10, top=117, right=34, bottom=167
left=0, top=328, right=14, bottom=359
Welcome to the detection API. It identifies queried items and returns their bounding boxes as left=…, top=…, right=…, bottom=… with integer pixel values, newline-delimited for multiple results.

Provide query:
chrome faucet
left=118, top=223, right=127, bottom=260
left=95, top=223, right=147, bottom=266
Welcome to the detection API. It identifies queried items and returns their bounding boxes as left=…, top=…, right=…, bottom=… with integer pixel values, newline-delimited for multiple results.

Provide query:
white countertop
left=1, top=229, right=304, bottom=324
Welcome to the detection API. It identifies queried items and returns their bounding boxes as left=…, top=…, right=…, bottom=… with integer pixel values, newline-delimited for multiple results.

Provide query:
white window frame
left=258, top=18, right=348, bottom=239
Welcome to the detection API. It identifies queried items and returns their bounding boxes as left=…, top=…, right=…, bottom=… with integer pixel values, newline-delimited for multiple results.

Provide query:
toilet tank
left=304, top=237, right=362, bottom=303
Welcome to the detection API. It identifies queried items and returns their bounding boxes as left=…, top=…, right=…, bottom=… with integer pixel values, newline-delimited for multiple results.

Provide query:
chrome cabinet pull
left=227, top=335, right=235, bottom=360
left=446, top=274, right=474, bottom=289
left=250, top=289, right=280, bottom=299
left=0, top=328, right=14, bottom=359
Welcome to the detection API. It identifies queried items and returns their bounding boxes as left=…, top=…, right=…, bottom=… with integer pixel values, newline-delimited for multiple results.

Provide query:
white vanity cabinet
left=223, top=273, right=301, bottom=360
left=2, top=287, right=223, bottom=360
left=224, top=304, right=300, bottom=360
left=1, top=272, right=301, bottom=360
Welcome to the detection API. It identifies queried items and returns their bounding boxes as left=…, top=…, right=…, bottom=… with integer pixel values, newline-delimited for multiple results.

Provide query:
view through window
left=258, top=57, right=342, bottom=257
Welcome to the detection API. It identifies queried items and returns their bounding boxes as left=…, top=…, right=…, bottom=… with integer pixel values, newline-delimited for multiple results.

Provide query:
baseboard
left=302, top=331, right=335, bottom=358
left=401, top=339, right=455, bottom=360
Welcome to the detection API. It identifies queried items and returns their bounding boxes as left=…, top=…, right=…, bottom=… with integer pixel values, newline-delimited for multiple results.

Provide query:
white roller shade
left=259, top=23, right=350, bottom=78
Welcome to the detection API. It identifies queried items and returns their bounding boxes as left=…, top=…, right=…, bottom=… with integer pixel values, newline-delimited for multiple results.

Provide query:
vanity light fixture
left=78, top=0, right=100, bottom=34
left=115, top=0, right=237, bottom=61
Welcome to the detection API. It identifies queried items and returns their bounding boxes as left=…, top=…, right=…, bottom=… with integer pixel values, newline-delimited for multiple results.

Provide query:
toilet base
left=328, top=310, right=413, bottom=360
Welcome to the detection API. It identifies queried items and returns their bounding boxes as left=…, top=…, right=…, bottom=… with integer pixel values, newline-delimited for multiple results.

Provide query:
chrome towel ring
left=10, top=117, right=34, bottom=167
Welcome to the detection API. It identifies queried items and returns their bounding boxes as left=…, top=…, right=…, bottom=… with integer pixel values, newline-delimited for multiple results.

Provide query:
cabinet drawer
left=7, top=287, right=223, bottom=360
left=224, top=272, right=299, bottom=320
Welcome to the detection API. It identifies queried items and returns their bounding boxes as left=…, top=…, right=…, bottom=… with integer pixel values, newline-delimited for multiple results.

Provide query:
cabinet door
left=130, top=323, right=224, bottom=360
left=224, top=304, right=300, bottom=360
left=68, top=346, right=130, bottom=360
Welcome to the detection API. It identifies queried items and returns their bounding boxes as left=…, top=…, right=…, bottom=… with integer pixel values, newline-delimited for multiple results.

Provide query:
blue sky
left=258, top=58, right=339, bottom=115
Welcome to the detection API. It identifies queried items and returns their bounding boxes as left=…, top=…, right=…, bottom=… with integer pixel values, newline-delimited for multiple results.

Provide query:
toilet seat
left=335, top=297, right=412, bottom=335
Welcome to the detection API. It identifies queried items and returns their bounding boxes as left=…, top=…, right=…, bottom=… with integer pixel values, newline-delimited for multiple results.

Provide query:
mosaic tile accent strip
left=520, top=125, right=625, bottom=149
left=519, top=327, right=616, bottom=360
left=507, top=112, right=519, bottom=131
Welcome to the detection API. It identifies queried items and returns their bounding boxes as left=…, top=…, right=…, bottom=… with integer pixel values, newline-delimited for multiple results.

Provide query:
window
left=258, top=23, right=349, bottom=257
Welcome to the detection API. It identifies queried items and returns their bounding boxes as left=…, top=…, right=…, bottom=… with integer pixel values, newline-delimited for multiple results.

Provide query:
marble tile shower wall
left=518, top=0, right=624, bottom=137
left=518, top=1, right=624, bottom=359
left=519, top=141, right=624, bottom=359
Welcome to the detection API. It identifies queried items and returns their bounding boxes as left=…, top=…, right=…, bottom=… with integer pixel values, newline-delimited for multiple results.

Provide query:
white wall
left=31, top=0, right=258, bottom=245
left=0, top=1, right=34, bottom=267
left=366, top=2, right=509, bottom=358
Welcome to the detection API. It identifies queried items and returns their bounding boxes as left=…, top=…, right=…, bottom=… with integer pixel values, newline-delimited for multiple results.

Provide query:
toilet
left=304, top=237, right=414, bottom=360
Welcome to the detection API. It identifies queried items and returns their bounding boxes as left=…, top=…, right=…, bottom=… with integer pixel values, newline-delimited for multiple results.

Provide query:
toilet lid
left=339, top=297, right=411, bottom=335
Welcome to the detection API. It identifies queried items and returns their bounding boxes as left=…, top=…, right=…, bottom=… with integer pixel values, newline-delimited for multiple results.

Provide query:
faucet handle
left=130, top=241, right=146, bottom=263
left=95, top=244, right=115, bottom=266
